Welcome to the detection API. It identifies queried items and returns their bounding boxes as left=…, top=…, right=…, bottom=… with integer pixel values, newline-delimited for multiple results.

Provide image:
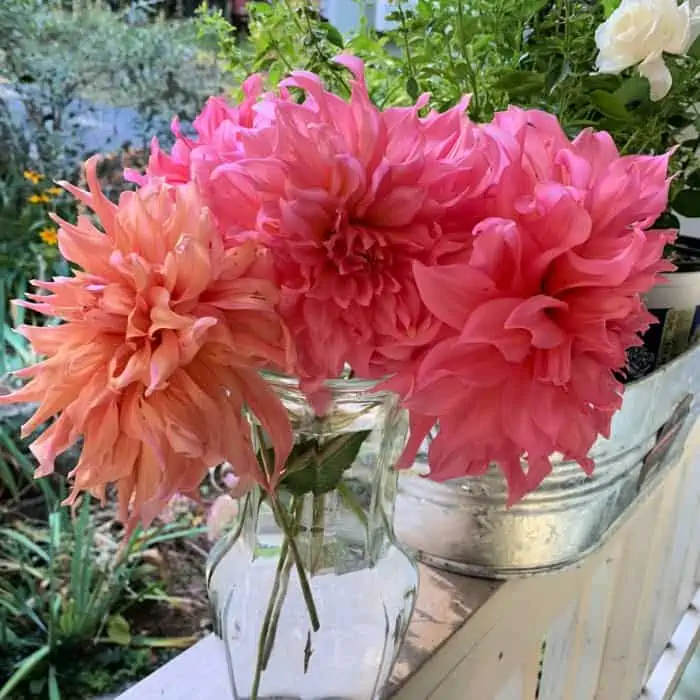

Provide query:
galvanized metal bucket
left=394, top=343, right=700, bottom=579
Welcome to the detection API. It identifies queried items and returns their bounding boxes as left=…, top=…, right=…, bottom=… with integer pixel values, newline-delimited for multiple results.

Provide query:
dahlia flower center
left=324, top=210, right=394, bottom=275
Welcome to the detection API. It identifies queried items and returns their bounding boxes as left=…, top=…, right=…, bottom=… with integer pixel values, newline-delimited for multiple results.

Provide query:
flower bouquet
left=0, top=52, right=677, bottom=698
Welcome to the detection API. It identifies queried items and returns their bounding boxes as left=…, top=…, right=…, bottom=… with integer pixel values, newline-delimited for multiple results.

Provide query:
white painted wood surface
left=120, top=417, right=700, bottom=699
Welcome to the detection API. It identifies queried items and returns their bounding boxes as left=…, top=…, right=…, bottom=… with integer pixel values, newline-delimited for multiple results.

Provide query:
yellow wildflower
left=39, top=227, right=58, bottom=246
left=23, top=170, right=43, bottom=184
left=45, top=186, right=63, bottom=197
left=28, top=194, right=51, bottom=204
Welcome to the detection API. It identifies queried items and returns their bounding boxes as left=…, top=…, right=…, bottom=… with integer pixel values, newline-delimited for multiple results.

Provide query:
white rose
left=595, top=0, right=700, bottom=101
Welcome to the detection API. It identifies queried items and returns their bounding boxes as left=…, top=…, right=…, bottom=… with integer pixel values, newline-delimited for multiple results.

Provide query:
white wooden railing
left=120, top=417, right=700, bottom=700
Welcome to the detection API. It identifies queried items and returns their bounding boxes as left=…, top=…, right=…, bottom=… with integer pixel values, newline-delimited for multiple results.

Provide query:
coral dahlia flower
left=0, top=158, right=293, bottom=530
left=399, top=108, right=676, bottom=502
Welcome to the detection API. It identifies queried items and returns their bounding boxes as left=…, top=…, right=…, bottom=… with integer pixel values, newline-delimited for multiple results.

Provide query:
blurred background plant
left=197, top=0, right=408, bottom=107
left=0, top=0, right=227, bottom=176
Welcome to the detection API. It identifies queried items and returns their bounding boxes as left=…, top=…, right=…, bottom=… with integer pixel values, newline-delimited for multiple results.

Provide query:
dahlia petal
left=413, top=261, right=494, bottom=330
left=232, top=369, right=293, bottom=485
left=396, top=411, right=436, bottom=470
left=504, top=296, right=568, bottom=349
left=458, top=298, right=530, bottom=362
left=147, top=330, right=181, bottom=396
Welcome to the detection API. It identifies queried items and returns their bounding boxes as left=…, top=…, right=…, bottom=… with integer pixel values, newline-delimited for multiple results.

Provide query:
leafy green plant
left=383, top=0, right=554, bottom=118
left=197, top=0, right=406, bottom=107
left=0, top=497, right=205, bottom=699
left=0, top=167, right=73, bottom=386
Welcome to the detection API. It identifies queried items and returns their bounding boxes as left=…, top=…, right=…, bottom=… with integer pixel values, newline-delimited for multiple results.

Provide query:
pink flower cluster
left=3, top=55, right=675, bottom=524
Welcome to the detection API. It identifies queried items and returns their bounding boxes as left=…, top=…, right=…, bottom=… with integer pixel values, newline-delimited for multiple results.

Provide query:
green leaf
left=583, top=73, right=622, bottom=93
left=0, top=645, right=51, bottom=700
left=313, top=431, right=371, bottom=495
left=406, top=77, right=419, bottom=100
left=590, top=90, right=630, bottom=120
left=454, top=62, right=471, bottom=81
left=688, top=34, right=700, bottom=59
left=613, top=76, right=649, bottom=106
left=280, top=459, right=317, bottom=496
left=48, top=666, right=60, bottom=700
left=106, top=614, right=132, bottom=646
left=653, top=211, right=680, bottom=229
left=323, top=23, right=344, bottom=49
left=264, top=440, right=316, bottom=479
left=496, top=71, right=545, bottom=91
left=673, top=189, right=700, bottom=217
left=281, top=431, right=372, bottom=497
left=0, top=528, right=50, bottom=563
left=687, top=170, right=700, bottom=189
left=0, top=457, right=20, bottom=502
left=603, top=0, right=621, bottom=17
left=139, top=525, right=207, bottom=548
left=130, top=635, right=198, bottom=648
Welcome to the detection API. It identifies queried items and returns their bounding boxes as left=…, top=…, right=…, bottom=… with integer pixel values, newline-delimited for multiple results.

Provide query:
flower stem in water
left=251, top=537, right=291, bottom=700
left=269, top=493, right=320, bottom=631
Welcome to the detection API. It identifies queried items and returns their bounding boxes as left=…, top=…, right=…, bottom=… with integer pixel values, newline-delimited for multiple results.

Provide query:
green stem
left=251, top=538, right=291, bottom=700
left=309, top=494, right=326, bottom=574
left=396, top=1, right=417, bottom=81
left=253, top=423, right=320, bottom=634
left=261, top=541, right=294, bottom=668
left=337, top=480, right=369, bottom=532
left=455, top=0, right=481, bottom=118
left=269, top=494, right=320, bottom=631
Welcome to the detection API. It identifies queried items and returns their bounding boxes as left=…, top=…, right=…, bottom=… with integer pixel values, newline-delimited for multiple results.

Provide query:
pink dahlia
left=0, top=158, right=293, bottom=530
left=211, top=56, right=502, bottom=392
left=126, top=75, right=285, bottom=244
left=400, top=107, right=676, bottom=502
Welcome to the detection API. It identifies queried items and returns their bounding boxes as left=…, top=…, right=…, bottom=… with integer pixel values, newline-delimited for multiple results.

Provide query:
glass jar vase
left=206, top=375, right=418, bottom=700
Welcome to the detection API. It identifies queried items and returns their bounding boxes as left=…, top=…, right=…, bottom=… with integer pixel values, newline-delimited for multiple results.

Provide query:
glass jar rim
left=260, top=370, right=394, bottom=397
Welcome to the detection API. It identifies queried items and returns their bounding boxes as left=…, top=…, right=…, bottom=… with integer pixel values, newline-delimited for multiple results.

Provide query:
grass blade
left=0, top=454, right=20, bottom=502
left=140, top=526, right=207, bottom=547
left=0, top=280, right=7, bottom=376
left=130, top=635, right=198, bottom=649
left=48, top=665, right=61, bottom=700
left=0, top=425, right=55, bottom=504
left=0, top=528, right=51, bottom=563
left=0, top=644, right=50, bottom=700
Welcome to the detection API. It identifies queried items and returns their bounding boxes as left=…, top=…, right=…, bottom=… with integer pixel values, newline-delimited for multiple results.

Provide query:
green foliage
left=0, top=168, right=73, bottom=383
left=0, top=496, right=205, bottom=699
left=383, top=0, right=555, bottom=120
left=280, top=431, right=371, bottom=497
left=197, top=1, right=407, bottom=107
